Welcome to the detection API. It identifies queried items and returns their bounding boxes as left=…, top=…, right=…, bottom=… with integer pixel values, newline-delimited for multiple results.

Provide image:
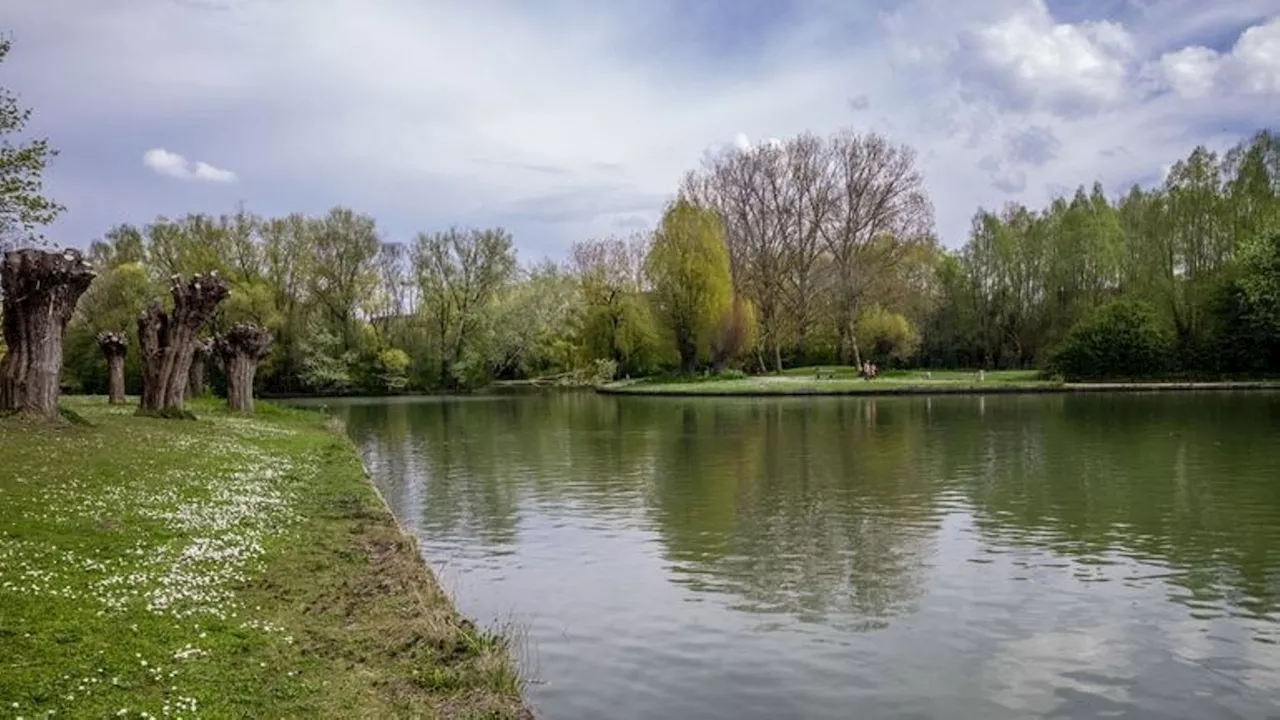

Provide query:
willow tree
left=96, top=331, right=127, bottom=404
left=215, top=323, right=272, bottom=413
left=188, top=338, right=212, bottom=397
left=138, top=272, right=229, bottom=415
left=645, top=199, right=733, bottom=374
left=0, top=249, right=95, bottom=420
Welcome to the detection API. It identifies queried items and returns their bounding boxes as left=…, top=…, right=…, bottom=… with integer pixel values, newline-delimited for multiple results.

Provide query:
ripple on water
left=320, top=391, right=1280, bottom=720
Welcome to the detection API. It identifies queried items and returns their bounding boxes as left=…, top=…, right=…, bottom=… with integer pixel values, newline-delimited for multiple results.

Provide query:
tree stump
left=137, top=272, right=229, bottom=416
left=188, top=338, right=212, bottom=398
left=215, top=323, right=273, bottom=414
left=96, top=331, right=128, bottom=404
left=0, top=249, right=96, bottom=421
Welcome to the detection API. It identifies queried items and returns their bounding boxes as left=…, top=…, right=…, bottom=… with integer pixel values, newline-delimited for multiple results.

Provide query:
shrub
left=1048, top=300, right=1174, bottom=380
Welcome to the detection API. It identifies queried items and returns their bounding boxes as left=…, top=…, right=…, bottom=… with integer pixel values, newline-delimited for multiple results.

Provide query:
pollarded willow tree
left=138, top=272, right=229, bottom=415
left=96, top=330, right=127, bottom=404
left=215, top=323, right=272, bottom=413
left=188, top=338, right=212, bottom=398
left=0, top=249, right=96, bottom=420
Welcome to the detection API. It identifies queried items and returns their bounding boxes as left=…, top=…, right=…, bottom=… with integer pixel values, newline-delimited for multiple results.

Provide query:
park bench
left=814, top=368, right=836, bottom=380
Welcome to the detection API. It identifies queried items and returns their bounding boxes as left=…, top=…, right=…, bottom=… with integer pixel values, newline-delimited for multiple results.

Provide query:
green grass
left=779, top=366, right=1043, bottom=383
left=601, top=366, right=1054, bottom=395
left=0, top=397, right=526, bottom=720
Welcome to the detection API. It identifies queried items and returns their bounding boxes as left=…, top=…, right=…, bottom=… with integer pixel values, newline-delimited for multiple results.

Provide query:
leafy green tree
left=645, top=199, right=733, bottom=373
left=309, top=207, right=380, bottom=353
left=63, top=262, right=155, bottom=393
left=375, top=348, right=411, bottom=392
left=412, top=226, right=517, bottom=388
left=0, top=39, right=63, bottom=248
left=486, top=260, right=583, bottom=378
left=856, top=305, right=920, bottom=366
left=1239, top=228, right=1280, bottom=333
left=1048, top=300, right=1174, bottom=380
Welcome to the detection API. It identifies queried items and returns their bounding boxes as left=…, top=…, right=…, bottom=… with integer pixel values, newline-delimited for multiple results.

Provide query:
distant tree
left=215, top=323, right=273, bottom=413
left=1048, top=300, right=1174, bottom=380
left=0, top=39, right=64, bottom=249
left=412, top=226, right=517, bottom=388
left=96, top=331, right=128, bottom=404
left=571, top=234, right=658, bottom=375
left=856, top=305, right=920, bottom=366
left=309, top=207, right=380, bottom=353
left=709, top=296, right=758, bottom=372
left=138, top=273, right=229, bottom=416
left=645, top=199, right=734, bottom=374
left=188, top=338, right=213, bottom=398
left=1239, top=228, right=1280, bottom=332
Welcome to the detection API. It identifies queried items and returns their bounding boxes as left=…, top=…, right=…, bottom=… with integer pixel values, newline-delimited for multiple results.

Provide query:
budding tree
left=823, top=131, right=933, bottom=366
left=215, top=323, right=272, bottom=413
left=96, top=330, right=128, bottom=404
left=0, top=249, right=95, bottom=420
left=138, top=272, right=229, bottom=415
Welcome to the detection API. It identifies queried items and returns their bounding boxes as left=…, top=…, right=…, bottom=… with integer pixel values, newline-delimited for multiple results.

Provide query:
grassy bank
left=0, top=398, right=526, bottom=719
left=598, top=367, right=1280, bottom=396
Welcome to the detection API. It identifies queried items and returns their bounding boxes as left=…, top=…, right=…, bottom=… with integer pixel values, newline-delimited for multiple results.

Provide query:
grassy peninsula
left=597, top=367, right=1280, bottom=396
left=0, top=398, right=526, bottom=719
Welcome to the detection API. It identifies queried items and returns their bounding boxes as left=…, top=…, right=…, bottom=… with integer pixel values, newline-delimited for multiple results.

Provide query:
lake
left=299, top=391, right=1280, bottom=719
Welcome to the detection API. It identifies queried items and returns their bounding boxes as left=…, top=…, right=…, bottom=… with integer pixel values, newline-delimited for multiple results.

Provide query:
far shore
left=596, top=376, right=1280, bottom=397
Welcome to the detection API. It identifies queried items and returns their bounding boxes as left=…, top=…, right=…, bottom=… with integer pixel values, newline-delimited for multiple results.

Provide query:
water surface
left=301, top=392, right=1280, bottom=719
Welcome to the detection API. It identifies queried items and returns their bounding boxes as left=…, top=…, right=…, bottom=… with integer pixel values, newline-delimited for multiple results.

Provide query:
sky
left=3, top=0, right=1278, bottom=260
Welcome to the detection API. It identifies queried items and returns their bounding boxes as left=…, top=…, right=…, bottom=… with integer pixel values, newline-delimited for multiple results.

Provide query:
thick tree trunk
left=96, top=331, right=128, bottom=404
left=215, top=323, right=273, bottom=413
left=188, top=339, right=211, bottom=398
left=0, top=250, right=96, bottom=421
left=137, top=273, right=229, bottom=415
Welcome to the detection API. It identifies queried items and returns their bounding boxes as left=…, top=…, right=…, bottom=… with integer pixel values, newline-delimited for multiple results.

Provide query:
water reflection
left=301, top=391, right=1280, bottom=719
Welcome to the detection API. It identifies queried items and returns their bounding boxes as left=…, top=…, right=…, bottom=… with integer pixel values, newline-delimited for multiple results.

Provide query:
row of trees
left=927, top=132, right=1280, bottom=375
left=58, top=128, right=1280, bottom=393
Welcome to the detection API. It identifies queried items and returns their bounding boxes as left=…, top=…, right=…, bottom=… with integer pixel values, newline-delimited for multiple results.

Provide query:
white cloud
left=1, top=0, right=1277, bottom=255
left=965, top=0, right=1137, bottom=112
left=1235, top=17, right=1280, bottom=92
left=1159, top=47, right=1220, bottom=98
left=1155, top=17, right=1280, bottom=97
left=142, top=148, right=237, bottom=183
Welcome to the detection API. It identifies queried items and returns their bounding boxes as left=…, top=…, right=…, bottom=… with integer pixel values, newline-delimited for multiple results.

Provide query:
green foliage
left=1048, top=301, right=1175, bottom=380
left=645, top=199, right=733, bottom=373
left=63, top=262, right=155, bottom=394
left=856, top=305, right=920, bottom=366
left=412, top=227, right=518, bottom=389
left=1239, top=227, right=1280, bottom=332
left=375, top=348, right=411, bottom=392
left=0, top=39, right=64, bottom=247
left=297, top=328, right=355, bottom=395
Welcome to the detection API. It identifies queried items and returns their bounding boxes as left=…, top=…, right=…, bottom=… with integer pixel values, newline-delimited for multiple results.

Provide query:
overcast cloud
left=2, top=0, right=1278, bottom=258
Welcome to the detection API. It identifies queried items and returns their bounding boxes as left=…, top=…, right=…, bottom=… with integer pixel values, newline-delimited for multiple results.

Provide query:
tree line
left=49, top=128, right=1280, bottom=394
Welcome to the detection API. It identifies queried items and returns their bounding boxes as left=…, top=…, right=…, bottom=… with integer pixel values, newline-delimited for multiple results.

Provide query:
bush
left=1048, top=300, right=1174, bottom=380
